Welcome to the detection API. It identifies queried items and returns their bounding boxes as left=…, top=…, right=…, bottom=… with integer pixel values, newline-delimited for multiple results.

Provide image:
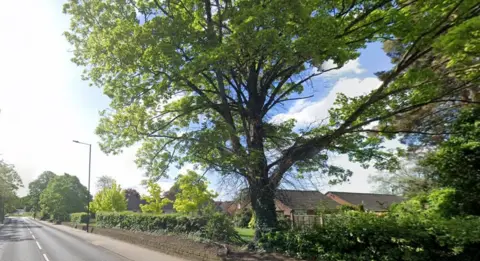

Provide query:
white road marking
left=36, top=241, right=42, bottom=250
left=43, top=254, right=50, bottom=261
left=32, top=234, right=36, bottom=240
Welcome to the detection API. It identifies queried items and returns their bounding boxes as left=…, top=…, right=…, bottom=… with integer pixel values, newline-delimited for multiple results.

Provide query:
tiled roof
left=326, top=191, right=404, bottom=212
left=275, top=190, right=339, bottom=210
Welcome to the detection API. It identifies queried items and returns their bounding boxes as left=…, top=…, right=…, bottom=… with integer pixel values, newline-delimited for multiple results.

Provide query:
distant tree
left=369, top=158, right=436, bottom=198
left=90, top=182, right=127, bottom=213
left=95, top=175, right=115, bottom=190
left=124, top=188, right=140, bottom=200
left=16, top=195, right=32, bottom=211
left=173, top=170, right=217, bottom=214
left=28, top=171, right=57, bottom=214
left=0, top=160, right=23, bottom=223
left=140, top=181, right=171, bottom=214
left=39, top=174, right=90, bottom=221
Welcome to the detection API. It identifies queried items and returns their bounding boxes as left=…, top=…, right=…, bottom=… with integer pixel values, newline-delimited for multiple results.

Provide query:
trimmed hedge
left=96, top=211, right=243, bottom=244
left=259, top=212, right=480, bottom=261
left=70, top=212, right=89, bottom=224
left=96, top=211, right=208, bottom=233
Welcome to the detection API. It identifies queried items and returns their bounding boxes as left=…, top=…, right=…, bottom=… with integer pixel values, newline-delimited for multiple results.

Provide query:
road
left=0, top=217, right=130, bottom=261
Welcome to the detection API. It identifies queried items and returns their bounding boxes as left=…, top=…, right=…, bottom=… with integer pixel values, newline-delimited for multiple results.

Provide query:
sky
left=0, top=0, right=394, bottom=198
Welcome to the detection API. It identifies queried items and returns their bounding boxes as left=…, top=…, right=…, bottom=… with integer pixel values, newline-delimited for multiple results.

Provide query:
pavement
left=0, top=217, right=188, bottom=261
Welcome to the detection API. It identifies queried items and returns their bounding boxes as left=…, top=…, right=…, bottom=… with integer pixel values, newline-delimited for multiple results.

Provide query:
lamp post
left=73, top=140, right=91, bottom=233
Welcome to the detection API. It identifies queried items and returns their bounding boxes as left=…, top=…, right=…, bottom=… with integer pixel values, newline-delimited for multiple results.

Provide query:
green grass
left=235, top=227, right=255, bottom=242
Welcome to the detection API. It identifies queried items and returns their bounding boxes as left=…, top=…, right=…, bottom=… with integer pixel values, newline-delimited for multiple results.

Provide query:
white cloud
left=272, top=77, right=382, bottom=127
left=270, top=76, right=394, bottom=195
left=316, top=58, right=365, bottom=77
left=0, top=0, right=154, bottom=196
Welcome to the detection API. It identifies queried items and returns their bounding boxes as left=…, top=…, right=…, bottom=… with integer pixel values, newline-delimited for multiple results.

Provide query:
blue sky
left=0, top=0, right=396, bottom=198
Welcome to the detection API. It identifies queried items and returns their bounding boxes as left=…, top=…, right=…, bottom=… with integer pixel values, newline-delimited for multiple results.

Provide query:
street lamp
left=73, top=140, right=91, bottom=233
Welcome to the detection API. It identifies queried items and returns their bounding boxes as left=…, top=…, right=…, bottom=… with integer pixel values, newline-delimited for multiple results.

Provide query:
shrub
left=97, top=211, right=242, bottom=243
left=203, top=212, right=243, bottom=244
left=70, top=212, right=89, bottom=224
left=259, top=212, right=480, bottom=261
left=234, top=209, right=252, bottom=228
left=39, top=211, right=50, bottom=221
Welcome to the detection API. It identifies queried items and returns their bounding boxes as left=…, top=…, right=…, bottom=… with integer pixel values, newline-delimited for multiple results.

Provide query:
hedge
left=259, top=212, right=480, bottom=261
left=70, top=212, right=89, bottom=224
left=97, top=212, right=208, bottom=233
left=96, top=211, right=243, bottom=243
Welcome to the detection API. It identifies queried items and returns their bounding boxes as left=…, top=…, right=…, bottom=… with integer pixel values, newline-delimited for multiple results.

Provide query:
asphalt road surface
left=0, top=217, right=129, bottom=261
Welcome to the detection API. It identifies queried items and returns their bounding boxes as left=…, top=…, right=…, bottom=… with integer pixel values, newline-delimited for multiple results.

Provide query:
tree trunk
left=250, top=179, right=277, bottom=240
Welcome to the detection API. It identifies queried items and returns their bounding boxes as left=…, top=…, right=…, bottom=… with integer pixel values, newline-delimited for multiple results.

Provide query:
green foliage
left=234, top=208, right=252, bottom=228
left=260, top=212, right=480, bottom=261
left=140, top=181, right=171, bottom=214
left=248, top=212, right=256, bottom=229
left=70, top=212, right=89, bottom=224
left=0, top=160, right=23, bottom=223
left=90, top=182, right=127, bottom=213
left=96, top=211, right=237, bottom=243
left=203, top=212, right=243, bottom=244
left=96, top=211, right=207, bottom=233
left=39, top=174, right=89, bottom=221
left=390, top=188, right=464, bottom=220
left=338, top=204, right=365, bottom=212
left=420, top=107, right=480, bottom=215
left=64, top=0, right=479, bottom=233
left=173, top=170, right=217, bottom=214
left=28, top=171, right=57, bottom=213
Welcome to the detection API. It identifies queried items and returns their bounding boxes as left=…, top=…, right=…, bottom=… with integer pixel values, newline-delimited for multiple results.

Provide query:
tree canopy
left=64, top=0, right=480, bottom=234
left=173, top=170, right=217, bottom=214
left=140, top=180, right=171, bottom=214
left=0, top=160, right=23, bottom=222
left=39, top=174, right=90, bottom=221
left=91, top=181, right=127, bottom=213
left=28, top=171, right=57, bottom=213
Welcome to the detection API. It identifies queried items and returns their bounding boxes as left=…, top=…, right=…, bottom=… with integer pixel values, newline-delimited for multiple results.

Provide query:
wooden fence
left=292, top=215, right=325, bottom=228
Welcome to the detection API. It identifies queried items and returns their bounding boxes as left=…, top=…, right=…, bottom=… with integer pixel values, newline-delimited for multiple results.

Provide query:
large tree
left=39, top=174, right=90, bottom=221
left=28, top=171, right=57, bottom=214
left=64, top=0, right=480, bottom=236
left=0, top=160, right=23, bottom=223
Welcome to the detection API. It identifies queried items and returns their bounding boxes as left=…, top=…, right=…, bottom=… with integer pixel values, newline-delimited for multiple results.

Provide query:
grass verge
left=235, top=227, right=254, bottom=242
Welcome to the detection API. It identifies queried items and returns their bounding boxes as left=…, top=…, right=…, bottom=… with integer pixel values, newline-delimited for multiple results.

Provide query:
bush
left=234, top=209, right=252, bottom=228
left=39, top=211, right=50, bottom=221
left=96, top=211, right=204, bottom=233
left=70, top=212, right=89, bottom=224
left=203, top=212, right=243, bottom=244
left=96, top=211, right=242, bottom=243
left=259, top=212, right=480, bottom=261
